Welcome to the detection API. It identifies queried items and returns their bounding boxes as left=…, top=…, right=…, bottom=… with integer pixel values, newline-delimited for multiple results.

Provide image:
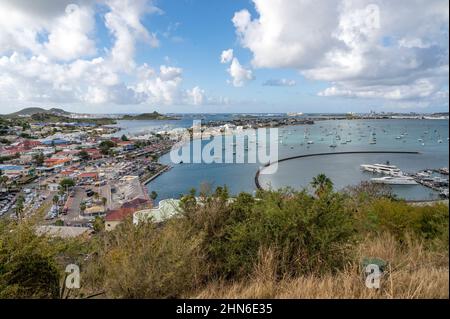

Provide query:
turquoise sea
left=115, top=117, right=449, bottom=202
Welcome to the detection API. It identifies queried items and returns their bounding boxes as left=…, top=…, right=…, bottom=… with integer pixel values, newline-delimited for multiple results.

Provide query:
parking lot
left=0, top=191, right=18, bottom=217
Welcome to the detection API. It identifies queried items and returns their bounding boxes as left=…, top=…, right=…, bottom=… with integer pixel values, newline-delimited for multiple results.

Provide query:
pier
left=254, top=151, right=421, bottom=191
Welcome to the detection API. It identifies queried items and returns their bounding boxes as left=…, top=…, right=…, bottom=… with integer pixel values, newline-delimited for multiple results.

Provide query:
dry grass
left=193, top=234, right=449, bottom=299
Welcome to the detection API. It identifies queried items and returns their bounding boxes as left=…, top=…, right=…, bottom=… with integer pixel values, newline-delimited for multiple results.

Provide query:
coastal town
left=1, top=108, right=449, bottom=238
left=0, top=110, right=179, bottom=237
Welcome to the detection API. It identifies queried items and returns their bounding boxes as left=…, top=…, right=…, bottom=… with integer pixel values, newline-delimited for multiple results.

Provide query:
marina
left=146, top=118, right=449, bottom=202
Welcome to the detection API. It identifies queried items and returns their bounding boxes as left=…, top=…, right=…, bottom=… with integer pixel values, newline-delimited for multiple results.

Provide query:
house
left=77, top=172, right=99, bottom=183
left=117, top=141, right=136, bottom=152
left=105, top=207, right=137, bottom=231
left=0, top=165, right=31, bottom=179
left=44, top=158, right=72, bottom=168
left=47, top=183, right=60, bottom=192
left=84, top=205, right=106, bottom=218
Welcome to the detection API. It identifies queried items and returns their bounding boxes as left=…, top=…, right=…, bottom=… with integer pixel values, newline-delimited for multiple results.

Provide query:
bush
left=360, top=199, right=449, bottom=246
left=83, top=218, right=205, bottom=298
left=181, top=187, right=357, bottom=279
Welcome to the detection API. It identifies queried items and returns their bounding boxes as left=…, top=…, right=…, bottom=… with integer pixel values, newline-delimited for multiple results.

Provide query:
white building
left=133, top=199, right=181, bottom=225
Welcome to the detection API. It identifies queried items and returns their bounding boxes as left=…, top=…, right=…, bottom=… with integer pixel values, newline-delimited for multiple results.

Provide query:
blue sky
left=0, top=0, right=448, bottom=114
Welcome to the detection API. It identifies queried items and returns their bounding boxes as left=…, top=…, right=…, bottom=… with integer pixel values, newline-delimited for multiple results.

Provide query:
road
left=61, top=187, right=85, bottom=225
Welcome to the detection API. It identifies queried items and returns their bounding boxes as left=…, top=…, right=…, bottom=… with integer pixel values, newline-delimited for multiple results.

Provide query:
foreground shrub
left=0, top=221, right=60, bottom=298
left=83, top=218, right=205, bottom=298
left=360, top=199, right=449, bottom=247
left=181, top=187, right=357, bottom=279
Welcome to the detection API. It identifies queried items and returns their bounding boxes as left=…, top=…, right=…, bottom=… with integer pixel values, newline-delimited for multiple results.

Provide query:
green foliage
left=0, top=174, right=447, bottom=298
left=54, top=220, right=64, bottom=227
left=60, top=178, right=75, bottom=190
left=83, top=219, right=204, bottom=298
left=311, top=173, right=334, bottom=197
left=360, top=199, right=449, bottom=246
left=0, top=220, right=87, bottom=298
left=15, top=195, right=25, bottom=220
left=77, top=150, right=90, bottom=161
left=32, top=152, right=45, bottom=166
left=93, top=217, right=104, bottom=233
left=99, top=140, right=117, bottom=155
left=181, top=185, right=356, bottom=279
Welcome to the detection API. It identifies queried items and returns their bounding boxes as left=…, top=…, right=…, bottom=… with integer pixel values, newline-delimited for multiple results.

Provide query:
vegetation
left=77, top=150, right=91, bottom=161
left=121, top=111, right=177, bottom=120
left=59, top=178, right=75, bottom=190
left=32, top=152, right=45, bottom=166
left=0, top=176, right=448, bottom=299
left=99, top=140, right=117, bottom=155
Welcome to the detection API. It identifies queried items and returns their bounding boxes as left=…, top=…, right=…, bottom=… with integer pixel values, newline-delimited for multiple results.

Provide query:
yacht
left=360, top=163, right=401, bottom=175
left=370, top=176, right=418, bottom=185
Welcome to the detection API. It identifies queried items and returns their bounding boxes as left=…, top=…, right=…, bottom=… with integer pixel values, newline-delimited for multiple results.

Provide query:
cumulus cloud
left=0, top=0, right=208, bottom=109
left=263, top=79, right=296, bottom=87
left=220, top=49, right=234, bottom=64
left=227, top=58, right=254, bottom=87
left=232, top=0, right=449, bottom=106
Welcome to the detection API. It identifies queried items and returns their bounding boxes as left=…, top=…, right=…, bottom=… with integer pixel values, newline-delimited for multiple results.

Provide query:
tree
left=99, top=140, right=117, bottom=155
left=0, top=170, right=8, bottom=189
left=60, top=178, right=75, bottom=190
left=80, top=202, right=86, bottom=216
left=150, top=191, right=158, bottom=201
left=121, top=134, right=129, bottom=141
left=93, top=216, right=104, bottom=233
left=311, top=174, right=334, bottom=197
left=54, top=220, right=64, bottom=226
left=52, top=195, right=59, bottom=205
left=77, top=150, right=91, bottom=161
left=15, top=195, right=25, bottom=220
left=101, top=197, right=107, bottom=207
left=32, top=152, right=45, bottom=166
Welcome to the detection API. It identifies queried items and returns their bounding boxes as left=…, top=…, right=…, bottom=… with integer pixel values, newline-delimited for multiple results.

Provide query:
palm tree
left=101, top=197, right=107, bottom=208
left=311, top=174, right=334, bottom=197
left=52, top=195, right=59, bottom=205
left=80, top=202, right=86, bottom=216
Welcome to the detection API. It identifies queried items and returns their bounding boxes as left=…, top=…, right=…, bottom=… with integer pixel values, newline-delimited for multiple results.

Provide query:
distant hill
left=121, top=111, right=178, bottom=120
left=4, top=107, right=72, bottom=118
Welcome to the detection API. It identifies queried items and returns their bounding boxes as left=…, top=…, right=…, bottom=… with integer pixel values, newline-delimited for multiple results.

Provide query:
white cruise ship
left=370, top=176, right=418, bottom=185
left=360, top=163, right=402, bottom=176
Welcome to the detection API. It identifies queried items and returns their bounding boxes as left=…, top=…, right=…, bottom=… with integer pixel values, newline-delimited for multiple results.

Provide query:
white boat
left=307, top=140, right=314, bottom=145
left=370, top=176, right=418, bottom=185
left=360, top=163, right=401, bottom=176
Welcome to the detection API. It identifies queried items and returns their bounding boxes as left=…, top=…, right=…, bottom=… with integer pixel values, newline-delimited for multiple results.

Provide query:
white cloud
left=0, top=0, right=210, bottom=109
left=220, top=49, right=234, bottom=64
left=263, top=79, right=296, bottom=87
left=44, top=4, right=97, bottom=61
left=232, top=0, right=449, bottom=106
left=228, top=58, right=254, bottom=87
